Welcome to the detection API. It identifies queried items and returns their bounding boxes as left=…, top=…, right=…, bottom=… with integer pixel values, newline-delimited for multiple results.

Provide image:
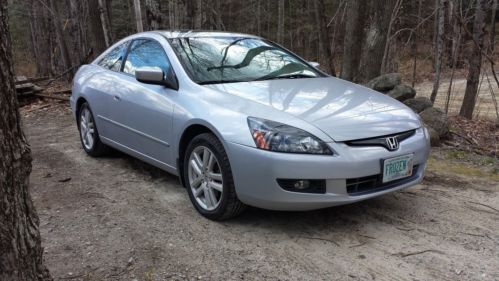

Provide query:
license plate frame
left=382, top=154, right=414, bottom=183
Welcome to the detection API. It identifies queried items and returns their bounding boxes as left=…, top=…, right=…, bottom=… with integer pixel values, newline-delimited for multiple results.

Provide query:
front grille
left=344, top=130, right=416, bottom=151
left=346, top=165, right=419, bottom=196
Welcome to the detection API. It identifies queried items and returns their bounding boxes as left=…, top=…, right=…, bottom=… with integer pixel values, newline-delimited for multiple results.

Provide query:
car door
left=108, top=38, right=176, bottom=168
left=89, top=42, right=129, bottom=139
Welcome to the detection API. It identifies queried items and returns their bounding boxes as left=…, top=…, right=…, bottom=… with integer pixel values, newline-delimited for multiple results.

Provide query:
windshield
left=168, top=37, right=324, bottom=84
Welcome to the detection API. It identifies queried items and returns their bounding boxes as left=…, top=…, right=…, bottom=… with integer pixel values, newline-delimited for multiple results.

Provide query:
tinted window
left=123, top=39, right=171, bottom=76
left=98, top=42, right=128, bottom=71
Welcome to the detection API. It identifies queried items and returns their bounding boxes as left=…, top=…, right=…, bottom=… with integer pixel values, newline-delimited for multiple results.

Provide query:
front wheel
left=78, top=102, right=110, bottom=157
left=183, top=133, right=246, bottom=220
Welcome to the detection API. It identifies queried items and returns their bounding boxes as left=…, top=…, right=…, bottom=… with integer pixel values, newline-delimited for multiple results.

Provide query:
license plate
left=382, top=154, right=414, bottom=183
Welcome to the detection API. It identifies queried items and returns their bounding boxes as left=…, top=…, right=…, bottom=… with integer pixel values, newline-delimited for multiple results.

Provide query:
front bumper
left=225, top=128, right=430, bottom=211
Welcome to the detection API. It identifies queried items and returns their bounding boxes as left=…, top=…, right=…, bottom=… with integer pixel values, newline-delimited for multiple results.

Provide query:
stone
left=419, top=107, right=449, bottom=137
left=426, top=127, right=441, bottom=147
left=403, top=97, right=433, bottom=113
left=387, top=85, right=416, bottom=102
left=366, top=73, right=401, bottom=92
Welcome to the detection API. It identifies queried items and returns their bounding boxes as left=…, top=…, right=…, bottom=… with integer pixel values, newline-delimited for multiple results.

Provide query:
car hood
left=203, top=77, right=421, bottom=141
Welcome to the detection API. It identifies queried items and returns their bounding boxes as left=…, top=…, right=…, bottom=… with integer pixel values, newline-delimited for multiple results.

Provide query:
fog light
left=277, top=179, right=326, bottom=194
left=294, top=180, right=310, bottom=190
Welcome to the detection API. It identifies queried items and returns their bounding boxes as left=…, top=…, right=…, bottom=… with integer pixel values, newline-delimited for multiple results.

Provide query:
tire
left=78, top=102, right=110, bottom=157
left=183, top=133, right=246, bottom=220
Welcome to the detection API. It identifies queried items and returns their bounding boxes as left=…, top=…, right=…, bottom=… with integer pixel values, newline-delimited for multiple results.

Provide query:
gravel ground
left=24, top=104, right=498, bottom=281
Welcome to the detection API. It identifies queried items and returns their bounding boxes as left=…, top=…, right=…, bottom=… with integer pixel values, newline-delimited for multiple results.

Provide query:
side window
left=123, top=39, right=172, bottom=76
left=98, top=42, right=128, bottom=72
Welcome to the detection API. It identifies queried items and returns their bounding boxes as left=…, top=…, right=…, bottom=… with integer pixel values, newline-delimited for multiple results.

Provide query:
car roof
left=149, top=30, right=261, bottom=39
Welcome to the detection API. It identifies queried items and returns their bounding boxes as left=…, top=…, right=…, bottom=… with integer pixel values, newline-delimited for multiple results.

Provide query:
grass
left=427, top=157, right=499, bottom=182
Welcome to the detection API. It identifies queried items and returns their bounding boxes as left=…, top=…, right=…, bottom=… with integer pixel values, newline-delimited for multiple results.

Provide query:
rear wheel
left=78, top=102, right=110, bottom=157
left=183, top=133, right=246, bottom=220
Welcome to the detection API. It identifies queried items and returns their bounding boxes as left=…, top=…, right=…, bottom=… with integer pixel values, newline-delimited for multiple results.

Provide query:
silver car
left=71, top=31, right=430, bottom=220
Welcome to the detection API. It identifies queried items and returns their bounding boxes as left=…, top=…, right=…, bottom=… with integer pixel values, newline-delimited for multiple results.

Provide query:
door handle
left=113, top=95, right=121, bottom=101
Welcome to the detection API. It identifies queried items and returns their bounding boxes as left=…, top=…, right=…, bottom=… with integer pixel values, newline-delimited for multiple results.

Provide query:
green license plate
left=382, top=154, right=414, bottom=183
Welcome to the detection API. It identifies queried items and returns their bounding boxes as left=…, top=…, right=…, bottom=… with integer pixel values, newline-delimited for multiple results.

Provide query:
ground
left=23, top=103, right=498, bottom=281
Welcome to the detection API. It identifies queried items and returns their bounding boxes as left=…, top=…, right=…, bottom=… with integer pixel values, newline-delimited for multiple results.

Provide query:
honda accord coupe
left=71, top=31, right=430, bottom=220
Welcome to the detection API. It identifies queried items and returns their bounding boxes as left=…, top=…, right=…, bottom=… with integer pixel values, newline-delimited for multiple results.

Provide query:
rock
left=403, top=97, right=433, bottom=113
left=366, top=73, right=401, bottom=92
left=426, top=127, right=441, bottom=147
left=419, top=107, right=449, bottom=137
left=387, top=85, right=416, bottom=102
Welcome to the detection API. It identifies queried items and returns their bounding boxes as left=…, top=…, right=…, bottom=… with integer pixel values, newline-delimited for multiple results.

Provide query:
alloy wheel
left=187, top=146, right=224, bottom=211
left=80, top=107, right=95, bottom=150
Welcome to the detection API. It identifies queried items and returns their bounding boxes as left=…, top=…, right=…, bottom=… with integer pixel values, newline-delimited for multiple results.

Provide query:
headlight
left=247, top=117, right=333, bottom=155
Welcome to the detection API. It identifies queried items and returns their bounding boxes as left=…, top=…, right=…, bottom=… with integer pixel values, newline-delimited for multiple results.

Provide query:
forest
left=1, top=0, right=498, bottom=280
left=6, top=0, right=499, bottom=120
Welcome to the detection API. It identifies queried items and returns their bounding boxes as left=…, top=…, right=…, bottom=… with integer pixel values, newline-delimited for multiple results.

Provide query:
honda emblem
left=386, top=136, right=399, bottom=151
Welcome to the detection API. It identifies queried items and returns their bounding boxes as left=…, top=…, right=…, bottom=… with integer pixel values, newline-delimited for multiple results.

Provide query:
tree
left=459, top=0, right=489, bottom=119
left=277, top=0, right=285, bottom=44
left=88, top=0, right=108, bottom=54
left=341, top=0, right=366, bottom=82
left=313, top=0, right=337, bottom=76
left=359, top=0, right=397, bottom=82
left=145, top=0, right=162, bottom=30
left=49, top=0, right=74, bottom=79
left=99, top=0, right=114, bottom=43
left=133, top=0, right=144, bottom=32
left=430, top=0, right=447, bottom=103
left=26, top=0, right=53, bottom=77
left=0, top=0, right=52, bottom=280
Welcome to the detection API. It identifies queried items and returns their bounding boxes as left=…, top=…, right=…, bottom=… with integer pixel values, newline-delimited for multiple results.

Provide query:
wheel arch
left=75, top=97, right=88, bottom=125
left=176, top=121, right=227, bottom=188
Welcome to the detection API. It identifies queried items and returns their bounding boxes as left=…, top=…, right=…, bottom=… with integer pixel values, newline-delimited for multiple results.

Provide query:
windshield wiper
left=256, top=73, right=317, bottom=81
left=198, top=79, right=249, bottom=85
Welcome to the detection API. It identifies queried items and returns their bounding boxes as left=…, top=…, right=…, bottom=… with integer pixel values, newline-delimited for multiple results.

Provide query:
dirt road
left=24, top=104, right=498, bottom=281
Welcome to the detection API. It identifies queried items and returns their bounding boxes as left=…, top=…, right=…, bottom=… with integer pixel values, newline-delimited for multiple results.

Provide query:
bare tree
left=99, top=0, right=114, bottom=43
left=0, top=0, right=52, bottom=279
left=277, top=0, right=285, bottom=44
left=27, top=0, right=53, bottom=76
left=88, top=0, right=108, bottom=54
left=491, top=0, right=497, bottom=52
left=459, top=0, right=489, bottom=119
left=145, top=0, right=162, bottom=30
left=49, top=0, right=74, bottom=78
left=359, top=0, right=396, bottom=82
left=430, top=0, right=447, bottom=103
left=313, top=0, right=336, bottom=76
left=341, top=0, right=366, bottom=81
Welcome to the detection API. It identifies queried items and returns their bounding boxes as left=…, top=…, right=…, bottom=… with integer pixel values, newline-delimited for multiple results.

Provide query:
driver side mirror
left=309, top=62, right=320, bottom=68
left=135, top=67, right=179, bottom=90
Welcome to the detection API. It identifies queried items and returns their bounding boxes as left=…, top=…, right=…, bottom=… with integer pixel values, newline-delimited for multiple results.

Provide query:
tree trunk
left=88, top=0, right=108, bottom=54
left=459, top=0, right=489, bottom=119
left=430, top=0, right=447, bottom=103
left=359, top=0, right=396, bottom=82
left=0, top=1, right=52, bottom=280
left=49, top=0, right=73, bottom=79
left=380, top=0, right=402, bottom=74
left=340, top=0, right=366, bottom=82
left=256, top=0, right=261, bottom=35
left=313, top=0, right=337, bottom=76
left=168, top=0, right=175, bottom=29
left=491, top=0, right=497, bottom=52
left=145, top=0, right=162, bottom=30
left=411, top=0, right=423, bottom=87
left=99, top=0, right=114, bottom=44
left=277, top=0, right=284, bottom=44
left=27, top=0, right=53, bottom=77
